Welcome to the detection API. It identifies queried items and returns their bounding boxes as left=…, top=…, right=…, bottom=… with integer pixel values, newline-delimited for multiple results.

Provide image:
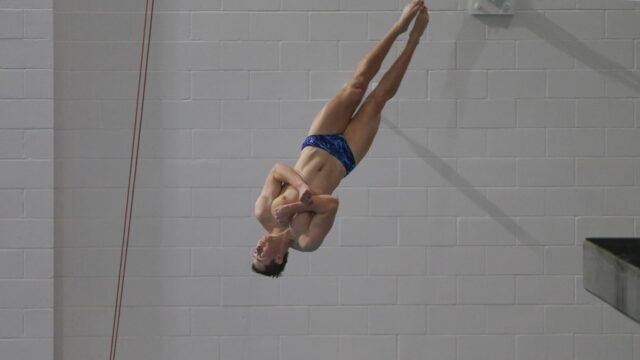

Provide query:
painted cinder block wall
left=0, top=0, right=55, bottom=359
left=52, top=0, right=640, bottom=359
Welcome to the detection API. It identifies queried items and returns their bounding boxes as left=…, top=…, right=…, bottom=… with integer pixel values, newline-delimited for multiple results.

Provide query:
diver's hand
left=273, top=206, right=291, bottom=227
left=298, top=185, right=313, bottom=205
left=273, top=202, right=303, bottom=227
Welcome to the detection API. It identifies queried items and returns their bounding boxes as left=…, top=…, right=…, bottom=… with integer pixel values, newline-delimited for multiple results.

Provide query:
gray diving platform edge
left=583, top=238, right=640, bottom=324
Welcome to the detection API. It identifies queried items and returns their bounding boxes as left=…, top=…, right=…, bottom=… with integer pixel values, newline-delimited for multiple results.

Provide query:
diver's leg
left=307, top=0, right=423, bottom=135
left=343, top=5, right=428, bottom=164
left=351, top=0, right=423, bottom=87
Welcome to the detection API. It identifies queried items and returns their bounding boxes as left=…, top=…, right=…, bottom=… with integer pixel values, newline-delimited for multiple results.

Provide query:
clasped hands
left=271, top=183, right=314, bottom=228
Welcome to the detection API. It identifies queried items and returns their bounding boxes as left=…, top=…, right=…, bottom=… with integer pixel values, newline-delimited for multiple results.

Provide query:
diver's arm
left=271, top=162, right=312, bottom=204
left=255, top=162, right=312, bottom=229
left=254, top=198, right=278, bottom=232
left=255, top=173, right=280, bottom=231
left=288, top=195, right=339, bottom=252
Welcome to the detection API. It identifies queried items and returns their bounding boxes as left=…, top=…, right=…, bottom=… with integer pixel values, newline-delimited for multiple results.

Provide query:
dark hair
left=251, top=251, right=289, bottom=278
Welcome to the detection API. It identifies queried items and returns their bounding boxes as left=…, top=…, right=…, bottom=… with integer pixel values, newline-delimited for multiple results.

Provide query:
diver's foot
left=409, top=4, right=429, bottom=40
left=394, top=0, right=422, bottom=34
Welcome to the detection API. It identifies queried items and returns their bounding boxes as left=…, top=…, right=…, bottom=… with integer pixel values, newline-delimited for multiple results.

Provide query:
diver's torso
left=270, top=146, right=345, bottom=212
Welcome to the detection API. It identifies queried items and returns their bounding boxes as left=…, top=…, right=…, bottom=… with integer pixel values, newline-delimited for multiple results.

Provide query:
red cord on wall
left=109, top=0, right=155, bottom=359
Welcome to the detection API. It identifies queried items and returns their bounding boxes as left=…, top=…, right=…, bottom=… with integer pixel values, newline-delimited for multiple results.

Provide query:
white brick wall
left=0, top=0, right=54, bottom=358
left=47, top=1, right=640, bottom=360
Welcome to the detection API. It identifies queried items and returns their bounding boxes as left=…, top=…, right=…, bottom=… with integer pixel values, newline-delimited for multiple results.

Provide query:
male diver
left=252, top=1, right=430, bottom=277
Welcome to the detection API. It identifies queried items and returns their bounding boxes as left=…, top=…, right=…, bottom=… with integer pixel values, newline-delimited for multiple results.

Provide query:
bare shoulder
left=288, top=237, right=306, bottom=252
left=255, top=196, right=278, bottom=231
left=289, top=212, right=313, bottom=240
left=288, top=212, right=317, bottom=252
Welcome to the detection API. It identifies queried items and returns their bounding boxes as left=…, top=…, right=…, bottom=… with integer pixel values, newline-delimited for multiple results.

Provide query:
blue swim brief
left=301, top=134, right=356, bottom=177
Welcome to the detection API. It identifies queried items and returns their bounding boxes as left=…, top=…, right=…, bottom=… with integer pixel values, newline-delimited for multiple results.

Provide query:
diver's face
left=252, top=235, right=284, bottom=269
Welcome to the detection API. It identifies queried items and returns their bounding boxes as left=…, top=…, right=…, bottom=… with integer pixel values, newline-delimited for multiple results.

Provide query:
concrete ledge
left=583, top=238, right=640, bottom=324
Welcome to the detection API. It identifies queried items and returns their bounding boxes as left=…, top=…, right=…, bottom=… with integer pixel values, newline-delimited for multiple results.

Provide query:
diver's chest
left=271, top=186, right=299, bottom=211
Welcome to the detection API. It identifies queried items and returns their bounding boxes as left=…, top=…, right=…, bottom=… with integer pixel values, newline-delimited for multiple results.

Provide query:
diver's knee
left=349, top=75, right=368, bottom=92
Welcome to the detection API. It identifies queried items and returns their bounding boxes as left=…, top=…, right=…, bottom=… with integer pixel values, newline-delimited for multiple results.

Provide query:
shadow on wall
left=411, top=4, right=640, bottom=247
left=519, top=11, right=640, bottom=93
left=454, top=3, right=640, bottom=94
left=381, top=117, right=541, bottom=246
